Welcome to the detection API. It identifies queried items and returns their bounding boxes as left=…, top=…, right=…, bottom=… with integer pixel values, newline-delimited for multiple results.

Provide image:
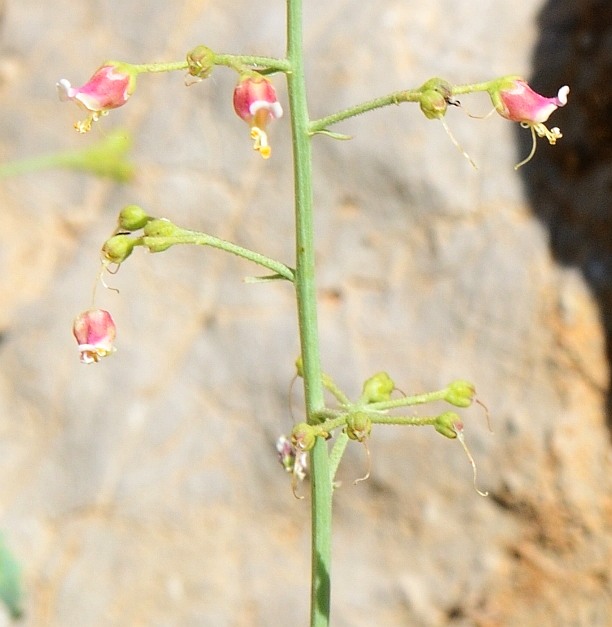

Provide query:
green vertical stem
left=286, top=1, right=332, bottom=626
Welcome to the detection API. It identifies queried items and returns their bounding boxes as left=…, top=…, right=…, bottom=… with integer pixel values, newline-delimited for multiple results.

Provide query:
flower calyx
left=233, top=74, right=283, bottom=159
left=434, top=411, right=462, bottom=439
left=291, top=422, right=318, bottom=452
left=143, top=218, right=183, bottom=252
left=102, top=234, right=138, bottom=265
left=418, top=78, right=454, bottom=120
left=186, top=45, right=216, bottom=81
left=361, top=371, right=395, bottom=403
left=118, top=204, right=151, bottom=231
left=57, top=62, right=137, bottom=133
left=345, top=412, right=372, bottom=442
left=444, top=380, right=476, bottom=408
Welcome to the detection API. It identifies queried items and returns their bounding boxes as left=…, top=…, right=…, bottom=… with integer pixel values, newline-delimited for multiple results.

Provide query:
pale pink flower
left=72, top=309, right=117, bottom=364
left=488, top=76, right=569, bottom=169
left=493, top=77, right=569, bottom=125
left=57, top=63, right=136, bottom=133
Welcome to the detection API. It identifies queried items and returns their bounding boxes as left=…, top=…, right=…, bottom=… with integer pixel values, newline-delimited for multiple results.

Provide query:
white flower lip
left=56, top=78, right=75, bottom=101
left=249, top=100, right=283, bottom=119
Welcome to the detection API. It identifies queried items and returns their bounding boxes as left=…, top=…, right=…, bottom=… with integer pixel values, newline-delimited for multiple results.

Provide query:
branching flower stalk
left=60, top=2, right=571, bottom=626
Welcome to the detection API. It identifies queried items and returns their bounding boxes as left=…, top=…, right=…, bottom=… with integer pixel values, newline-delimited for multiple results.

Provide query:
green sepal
left=444, top=380, right=476, bottom=408
left=434, top=411, right=461, bottom=439
left=143, top=219, right=181, bottom=252
left=486, top=75, right=522, bottom=113
left=186, top=45, right=216, bottom=79
left=291, top=422, right=317, bottom=451
left=418, top=77, right=452, bottom=120
left=101, top=234, right=137, bottom=264
left=361, top=372, right=395, bottom=403
left=118, top=205, right=150, bottom=231
left=345, top=412, right=372, bottom=442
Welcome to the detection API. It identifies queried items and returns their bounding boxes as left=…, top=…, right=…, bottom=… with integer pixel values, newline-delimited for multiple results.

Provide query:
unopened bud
left=102, top=234, right=136, bottom=264
left=118, top=204, right=150, bottom=231
left=346, top=412, right=372, bottom=442
left=143, top=218, right=180, bottom=252
left=361, top=372, right=395, bottom=403
left=444, top=380, right=476, bottom=408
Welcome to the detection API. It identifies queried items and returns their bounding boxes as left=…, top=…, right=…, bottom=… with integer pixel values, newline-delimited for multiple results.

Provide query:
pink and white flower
left=491, top=77, right=569, bottom=125
left=72, top=309, right=117, bottom=364
left=57, top=63, right=136, bottom=133
left=233, top=75, right=283, bottom=159
left=488, top=76, right=569, bottom=168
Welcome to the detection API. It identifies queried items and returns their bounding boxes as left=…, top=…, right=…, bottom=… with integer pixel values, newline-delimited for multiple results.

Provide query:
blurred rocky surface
left=0, top=1, right=610, bottom=626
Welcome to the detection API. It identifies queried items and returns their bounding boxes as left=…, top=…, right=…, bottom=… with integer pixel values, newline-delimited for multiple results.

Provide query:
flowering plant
left=61, top=3, right=568, bottom=625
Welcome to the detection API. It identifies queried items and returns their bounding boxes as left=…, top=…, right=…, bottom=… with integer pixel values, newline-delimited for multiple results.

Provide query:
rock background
left=0, top=0, right=610, bottom=626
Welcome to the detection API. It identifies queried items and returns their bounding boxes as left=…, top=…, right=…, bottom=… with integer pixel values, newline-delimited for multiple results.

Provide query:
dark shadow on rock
left=518, top=0, right=612, bottom=433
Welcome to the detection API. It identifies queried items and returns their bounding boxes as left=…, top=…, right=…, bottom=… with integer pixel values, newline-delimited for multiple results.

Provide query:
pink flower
left=488, top=76, right=569, bottom=168
left=233, top=75, right=283, bottom=159
left=57, top=63, right=136, bottom=133
left=72, top=309, right=117, bottom=364
left=491, top=77, right=568, bottom=124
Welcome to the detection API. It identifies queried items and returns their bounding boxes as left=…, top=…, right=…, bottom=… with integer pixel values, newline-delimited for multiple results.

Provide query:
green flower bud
left=186, top=45, right=215, bottom=79
left=101, top=234, right=136, bottom=264
left=434, top=411, right=461, bottom=439
left=143, top=218, right=181, bottom=253
left=444, top=380, right=476, bottom=408
left=291, top=422, right=317, bottom=452
left=361, top=371, right=395, bottom=403
left=346, top=412, right=372, bottom=442
left=143, top=218, right=179, bottom=238
left=418, top=77, right=453, bottom=120
left=117, top=205, right=150, bottom=231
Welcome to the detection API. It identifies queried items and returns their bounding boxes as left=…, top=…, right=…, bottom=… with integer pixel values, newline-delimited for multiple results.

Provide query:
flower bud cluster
left=99, top=207, right=187, bottom=268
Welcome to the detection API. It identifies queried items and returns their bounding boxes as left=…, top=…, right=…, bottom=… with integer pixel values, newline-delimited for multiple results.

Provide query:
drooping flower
left=276, top=435, right=308, bottom=481
left=57, top=63, right=137, bottom=133
left=488, top=76, right=569, bottom=168
left=233, top=75, right=283, bottom=159
left=72, top=309, right=117, bottom=364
